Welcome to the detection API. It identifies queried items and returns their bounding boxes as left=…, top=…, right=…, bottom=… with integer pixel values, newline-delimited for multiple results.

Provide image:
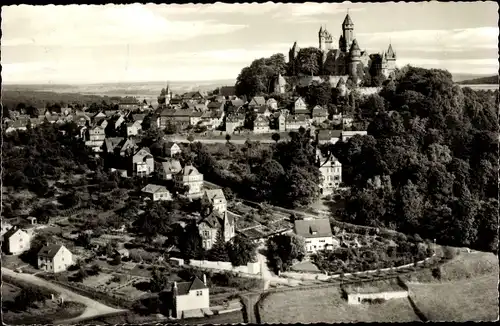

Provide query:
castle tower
left=274, top=73, right=286, bottom=94
left=165, top=83, right=172, bottom=105
left=340, top=13, right=354, bottom=53
left=385, top=43, right=397, bottom=74
left=288, top=42, right=300, bottom=75
left=319, top=26, right=333, bottom=51
left=348, top=39, right=361, bottom=78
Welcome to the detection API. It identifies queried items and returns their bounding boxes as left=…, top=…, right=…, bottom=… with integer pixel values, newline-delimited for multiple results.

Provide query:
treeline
left=2, top=90, right=136, bottom=113
left=330, top=66, right=499, bottom=252
left=457, top=75, right=497, bottom=85
left=179, top=130, right=321, bottom=208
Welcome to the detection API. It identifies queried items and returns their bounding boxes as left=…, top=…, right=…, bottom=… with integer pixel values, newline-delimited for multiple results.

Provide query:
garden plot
left=81, top=273, right=115, bottom=288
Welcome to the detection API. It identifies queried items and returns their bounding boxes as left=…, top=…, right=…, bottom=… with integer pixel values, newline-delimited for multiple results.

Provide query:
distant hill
left=457, top=75, right=498, bottom=85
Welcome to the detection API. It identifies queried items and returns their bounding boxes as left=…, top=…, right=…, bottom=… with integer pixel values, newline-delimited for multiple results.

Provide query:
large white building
left=294, top=218, right=336, bottom=254
left=317, top=149, right=342, bottom=196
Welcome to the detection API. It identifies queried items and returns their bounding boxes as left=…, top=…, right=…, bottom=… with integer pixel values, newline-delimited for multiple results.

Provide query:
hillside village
left=1, top=6, right=498, bottom=321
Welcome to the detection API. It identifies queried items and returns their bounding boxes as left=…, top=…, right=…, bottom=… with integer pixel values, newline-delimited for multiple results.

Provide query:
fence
left=282, top=253, right=437, bottom=281
left=189, top=260, right=261, bottom=275
left=48, top=279, right=133, bottom=309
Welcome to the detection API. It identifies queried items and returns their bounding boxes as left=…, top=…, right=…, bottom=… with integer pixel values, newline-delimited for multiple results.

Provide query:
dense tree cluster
left=266, top=233, right=306, bottom=274
left=2, top=123, right=95, bottom=196
left=330, top=67, right=498, bottom=252
left=182, top=129, right=321, bottom=208
left=235, top=54, right=287, bottom=97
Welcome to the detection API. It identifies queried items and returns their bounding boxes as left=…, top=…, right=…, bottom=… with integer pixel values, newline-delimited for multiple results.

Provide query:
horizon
left=2, top=2, right=498, bottom=84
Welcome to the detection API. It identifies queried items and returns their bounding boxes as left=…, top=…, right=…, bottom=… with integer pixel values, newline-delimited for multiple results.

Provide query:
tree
left=179, top=222, right=204, bottom=260
left=207, top=231, right=230, bottom=262
left=225, top=134, right=231, bottom=143
left=271, top=133, right=281, bottom=143
left=266, top=234, right=306, bottom=273
left=150, top=266, right=168, bottom=292
left=14, top=287, right=52, bottom=311
left=187, top=134, right=195, bottom=143
left=227, top=235, right=258, bottom=266
left=297, top=47, right=321, bottom=76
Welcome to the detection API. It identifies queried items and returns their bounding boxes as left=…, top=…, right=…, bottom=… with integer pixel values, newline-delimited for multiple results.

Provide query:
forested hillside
left=331, top=67, right=498, bottom=252
left=457, top=75, right=498, bottom=85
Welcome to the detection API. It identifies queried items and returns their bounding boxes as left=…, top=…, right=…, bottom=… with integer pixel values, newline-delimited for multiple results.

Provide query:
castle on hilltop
left=287, top=13, right=397, bottom=81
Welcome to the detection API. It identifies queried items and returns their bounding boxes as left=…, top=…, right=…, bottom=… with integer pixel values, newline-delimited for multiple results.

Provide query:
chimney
left=172, top=281, right=178, bottom=294
left=203, top=274, right=207, bottom=286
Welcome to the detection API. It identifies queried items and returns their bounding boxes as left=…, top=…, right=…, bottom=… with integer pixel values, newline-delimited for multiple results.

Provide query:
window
left=319, top=240, right=325, bottom=243
left=196, top=290, right=203, bottom=296
left=203, top=231, right=209, bottom=237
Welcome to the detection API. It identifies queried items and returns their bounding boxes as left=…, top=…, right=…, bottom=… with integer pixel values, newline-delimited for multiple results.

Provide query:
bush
left=442, top=246, right=456, bottom=260
left=372, top=298, right=386, bottom=304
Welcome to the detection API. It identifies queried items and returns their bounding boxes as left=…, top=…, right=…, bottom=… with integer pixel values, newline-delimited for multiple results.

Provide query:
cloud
left=358, top=27, right=498, bottom=52
left=272, top=3, right=365, bottom=22
left=151, top=2, right=278, bottom=16
left=2, top=4, right=247, bottom=47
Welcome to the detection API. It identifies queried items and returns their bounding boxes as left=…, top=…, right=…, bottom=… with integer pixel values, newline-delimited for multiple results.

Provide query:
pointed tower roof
left=319, top=26, right=323, bottom=33
left=350, top=39, right=360, bottom=51
left=343, top=13, right=354, bottom=26
left=387, top=44, right=396, bottom=58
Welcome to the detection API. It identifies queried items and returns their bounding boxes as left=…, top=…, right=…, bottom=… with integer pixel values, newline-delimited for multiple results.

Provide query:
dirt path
left=1, top=267, right=128, bottom=324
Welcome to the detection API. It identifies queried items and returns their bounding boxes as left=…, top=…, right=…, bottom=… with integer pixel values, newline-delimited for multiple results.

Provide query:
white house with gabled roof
left=38, top=244, right=73, bottom=273
left=141, top=184, right=173, bottom=201
left=2, top=228, right=31, bottom=255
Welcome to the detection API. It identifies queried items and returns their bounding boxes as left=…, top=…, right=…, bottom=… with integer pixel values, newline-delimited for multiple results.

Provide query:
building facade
left=38, top=244, right=73, bottom=273
left=288, top=14, right=396, bottom=79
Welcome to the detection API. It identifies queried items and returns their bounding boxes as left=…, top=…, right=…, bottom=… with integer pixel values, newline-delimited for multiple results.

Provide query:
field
left=259, top=286, right=420, bottom=323
left=408, top=274, right=498, bottom=322
left=404, top=250, right=499, bottom=322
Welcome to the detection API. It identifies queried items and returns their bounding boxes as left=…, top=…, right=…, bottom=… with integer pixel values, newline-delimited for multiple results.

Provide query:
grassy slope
left=406, top=250, right=499, bottom=322
left=408, top=274, right=498, bottom=322
left=260, top=287, right=419, bottom=323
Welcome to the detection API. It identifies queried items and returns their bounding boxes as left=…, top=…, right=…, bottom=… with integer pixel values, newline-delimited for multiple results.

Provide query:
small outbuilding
left=342, top=278, right=409, bottom=305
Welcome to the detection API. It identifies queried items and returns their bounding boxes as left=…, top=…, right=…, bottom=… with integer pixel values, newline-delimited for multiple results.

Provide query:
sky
left=2, top=2, right=498, bottom=84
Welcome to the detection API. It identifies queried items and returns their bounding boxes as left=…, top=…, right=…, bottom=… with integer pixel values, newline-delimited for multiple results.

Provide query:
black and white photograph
left=1, top=1, right=498, bottom=324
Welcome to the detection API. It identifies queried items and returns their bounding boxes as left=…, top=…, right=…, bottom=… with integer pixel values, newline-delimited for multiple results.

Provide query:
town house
left=253, top=115, right=270, bottom=133
left=341, top=130, right=368, bottom=141
left=198, top=210, right=235, bottom=250
left=155, top=159, right=182, bottom=180
left=317, top=129, right=342, bottom=144
left=141, top=184, right=173, bottom=201
left=285, top=115, right=311, bottom=131
left=312, top=105, right=329, bottom=123
left=38, top=244, right=73, bottom=273
left=177, top=165, right=204, bottom=198
left=256, top=106, right=272, bottom=118
left=203, top=189, right=227, bottom=214
left=248, top=96, right=266, bottom=109
left=293, top=97, right=308, bottom=113
left=170, top=275, right=210, bottom=319
left=294, top=218, right=336, bottom=254
left=225, top=113, right=245, bottom=134
left=164, top=142, right=182, bottom=157
left=317, top=148, right=342, bottom=195
left=132, top=148, right=154, bottom=177
left=2, top=228, right=31, bottom=255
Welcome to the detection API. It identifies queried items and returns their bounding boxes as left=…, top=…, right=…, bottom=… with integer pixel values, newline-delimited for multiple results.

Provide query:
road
left=170, top=137, right=278, bottom=144
left=2, top=267, right=128, bottom=324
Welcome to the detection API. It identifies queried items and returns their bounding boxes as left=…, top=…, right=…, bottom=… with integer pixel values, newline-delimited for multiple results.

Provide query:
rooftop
left=294, top=218, right=332, bottom=238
